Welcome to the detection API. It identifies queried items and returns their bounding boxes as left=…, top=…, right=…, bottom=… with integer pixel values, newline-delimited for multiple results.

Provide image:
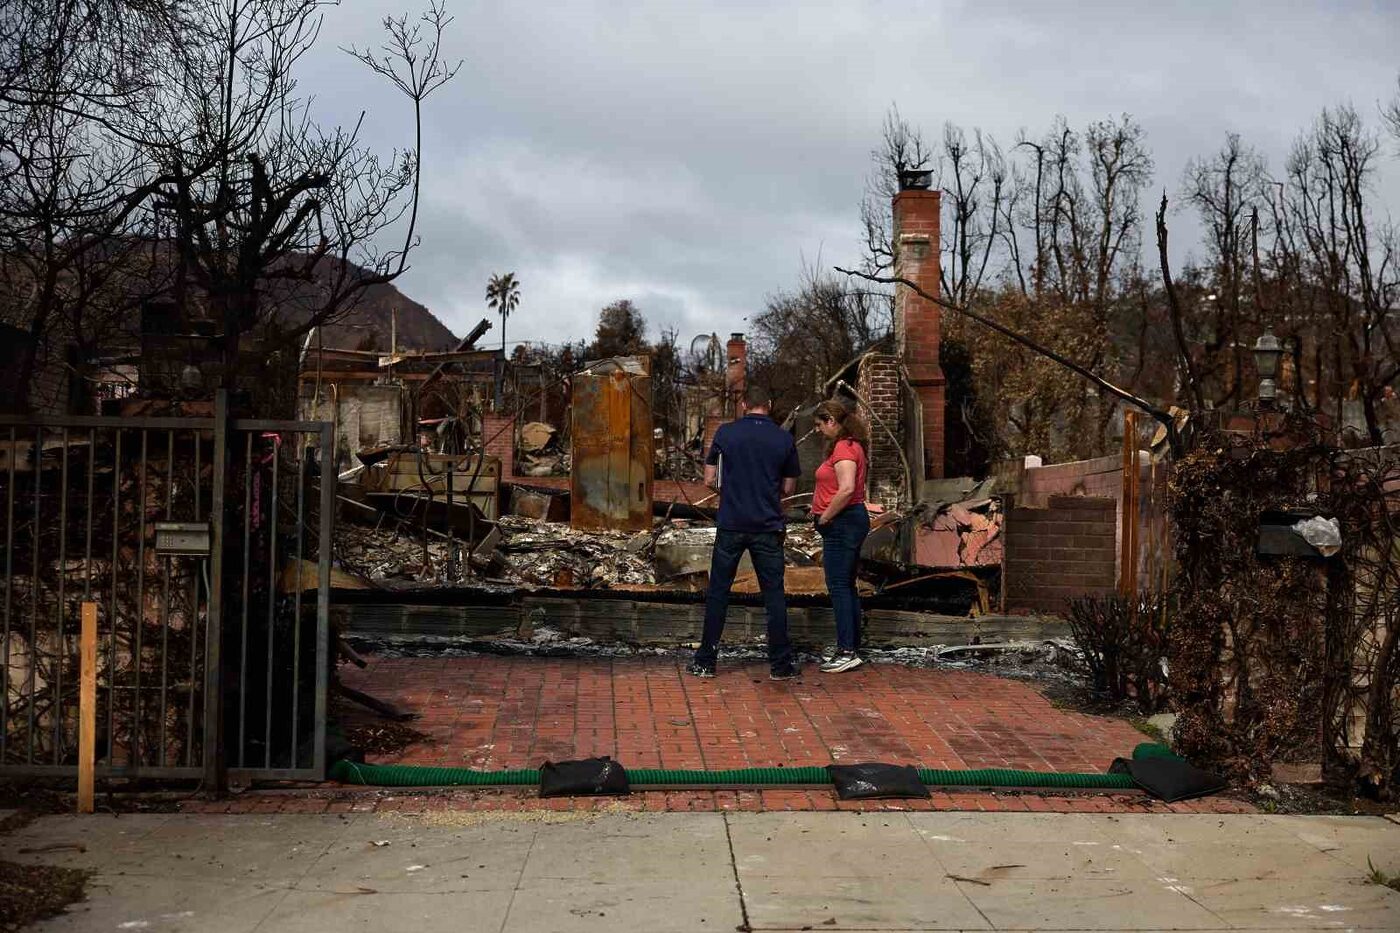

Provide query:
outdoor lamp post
left=1252, top=328, right=1283, bottom=409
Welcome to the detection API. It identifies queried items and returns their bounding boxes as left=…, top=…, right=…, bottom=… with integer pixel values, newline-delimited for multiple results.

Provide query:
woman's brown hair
left=815, top=399, right=870, bottom=457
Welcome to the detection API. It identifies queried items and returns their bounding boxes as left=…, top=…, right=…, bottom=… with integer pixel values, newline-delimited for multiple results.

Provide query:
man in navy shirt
left=688, top=384, right=801, bottom=680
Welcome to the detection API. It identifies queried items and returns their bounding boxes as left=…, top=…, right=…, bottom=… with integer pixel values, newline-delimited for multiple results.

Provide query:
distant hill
left=270, top=258, right=461, bottom=351
left=309, top=275, right=461, bottom=352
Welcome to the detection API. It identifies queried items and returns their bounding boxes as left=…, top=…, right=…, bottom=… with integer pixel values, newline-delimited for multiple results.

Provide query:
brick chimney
left=725, top=332, right=747, bottom=416
left=893, top=183, right=945, bottom=479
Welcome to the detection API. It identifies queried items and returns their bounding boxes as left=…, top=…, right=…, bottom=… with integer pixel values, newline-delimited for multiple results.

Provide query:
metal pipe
left=238, top=433, right=252, bottom=768
left=264, top=438, right=278, bottom=768
left=2, top=426, right=16, bottom=761
left=28, top=426, right=41, bottom=763
left=133, top=430, right=147, bottom=766
left=291, top=439, right=305, bottom=767
left=158, top=430, right=174, bottom=764
left=108, top=430, right=120, bottom=764
left=314, top=423, right=334, bottom=778
left=203, top=389, right=229, bottom=792
left=54, top=429, right=68, bottom=762
left=187, top=428, right=200, bottom=766
left=83, top=429, right=94, bottom=600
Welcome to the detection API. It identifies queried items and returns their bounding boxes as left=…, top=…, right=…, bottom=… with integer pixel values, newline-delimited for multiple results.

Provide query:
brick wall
left=856, top=352, right=903, bottom=506
left=1005, top=495, right=1117, bottom=615
left=1001, top=451, right=1166, bottom=593
left=893, top=188, right=945, bottom=478
left=482, top=411, right=517, bottom=477
left=701, top=414, right=725, bottom=462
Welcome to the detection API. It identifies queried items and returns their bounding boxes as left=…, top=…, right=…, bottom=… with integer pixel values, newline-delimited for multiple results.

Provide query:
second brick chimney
left=725, top=333, right=747, bottom=417
left=893, top=185, right=945, bottom=479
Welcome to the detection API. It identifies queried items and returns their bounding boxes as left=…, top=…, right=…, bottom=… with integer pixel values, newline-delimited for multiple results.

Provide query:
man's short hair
left=743, top=385, right=773, bottom=409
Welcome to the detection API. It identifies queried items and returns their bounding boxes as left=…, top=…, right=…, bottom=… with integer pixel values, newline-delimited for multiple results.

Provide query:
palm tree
left=485, top=272, right=520, bottom=351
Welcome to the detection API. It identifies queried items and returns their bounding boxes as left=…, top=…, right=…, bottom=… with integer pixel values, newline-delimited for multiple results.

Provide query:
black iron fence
left=0, top=400, right=333, bottom=784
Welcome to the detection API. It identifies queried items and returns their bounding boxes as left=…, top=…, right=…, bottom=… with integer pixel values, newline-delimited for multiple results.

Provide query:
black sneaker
left=769, top=662, right=800, bottom=681
left=686, top=660, right=716, bottom=678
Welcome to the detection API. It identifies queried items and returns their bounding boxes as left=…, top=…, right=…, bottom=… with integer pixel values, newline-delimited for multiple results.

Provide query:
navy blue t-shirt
left=706, top=414, right=801, bottom=533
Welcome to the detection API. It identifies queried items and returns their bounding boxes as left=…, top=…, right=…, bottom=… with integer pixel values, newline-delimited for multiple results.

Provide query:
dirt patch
left=0, top=861, right=89, bottom=932
left=0, top=783, right=69, bottom=834
left=1249, top=780, right=1399, bottom=817
left=344, top=720, right=433, bottom=758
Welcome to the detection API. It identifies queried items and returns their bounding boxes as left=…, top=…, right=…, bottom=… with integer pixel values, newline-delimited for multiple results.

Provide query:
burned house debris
left=1, top=161, right=1254, bottom=796
left=277, top=179, right=1130, bottom=652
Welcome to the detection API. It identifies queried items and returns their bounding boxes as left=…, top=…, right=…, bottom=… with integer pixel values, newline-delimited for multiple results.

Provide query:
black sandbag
left=1110, top=754, right=1227, bottom=803
left=539, top=756, right=630, bottom=798
left=827, top=763, right=930, bottom=800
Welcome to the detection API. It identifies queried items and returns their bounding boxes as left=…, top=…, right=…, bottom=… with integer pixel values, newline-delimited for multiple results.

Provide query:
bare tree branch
left=836, top=265, right=1181, bottom=452
left=1157, top=192, right=1205, bottom=410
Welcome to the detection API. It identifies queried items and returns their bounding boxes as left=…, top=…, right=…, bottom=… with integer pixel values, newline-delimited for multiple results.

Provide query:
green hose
left=329, top=759, right=1137, bottom=790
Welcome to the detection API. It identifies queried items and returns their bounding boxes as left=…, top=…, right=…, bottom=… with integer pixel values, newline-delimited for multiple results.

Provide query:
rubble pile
left=655, top=439, right=705, bottom=483
left=337, top=521, right=457, bottom=583
left=335, top=499, right=861, bottom=595
left=516, top=421, right=569, bottom=476
left=494, top=515, right=656, bottom=587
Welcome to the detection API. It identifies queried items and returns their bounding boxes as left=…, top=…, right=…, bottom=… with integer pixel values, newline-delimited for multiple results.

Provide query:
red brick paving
left=338, top=655, right=1149, bottom=774
left=182, top=653, right=1258, bottom=816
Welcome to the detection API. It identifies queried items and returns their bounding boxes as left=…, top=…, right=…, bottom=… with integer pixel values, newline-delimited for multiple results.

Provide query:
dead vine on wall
left=1168, top=417, right=1399, bottom=799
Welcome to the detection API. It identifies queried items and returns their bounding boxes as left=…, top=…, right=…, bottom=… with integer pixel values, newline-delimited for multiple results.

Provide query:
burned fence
left=0, top=407, right=333, bottom=783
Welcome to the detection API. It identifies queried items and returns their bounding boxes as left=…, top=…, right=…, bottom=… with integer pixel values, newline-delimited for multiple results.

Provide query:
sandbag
left=1110, top=744, right=1226, bottom=803
left=827, top=763, right=930, bottom=800
left=539, top=756, right=630, bottom=798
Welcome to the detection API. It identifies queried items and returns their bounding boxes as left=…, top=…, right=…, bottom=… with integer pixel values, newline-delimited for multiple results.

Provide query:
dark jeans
left=818, top=504, right=870, bottom=651
left=695, top=529, right=793, bottom=671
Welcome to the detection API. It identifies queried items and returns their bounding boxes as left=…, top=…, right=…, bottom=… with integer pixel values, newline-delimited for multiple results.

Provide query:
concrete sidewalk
left=7, top=810, right=1399, bottom=931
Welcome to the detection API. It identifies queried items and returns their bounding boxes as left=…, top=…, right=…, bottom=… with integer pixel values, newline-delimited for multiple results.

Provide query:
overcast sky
left=302, top=0, right=1400, bottom=348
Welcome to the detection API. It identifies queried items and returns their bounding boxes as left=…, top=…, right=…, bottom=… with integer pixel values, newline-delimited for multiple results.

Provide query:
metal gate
left=0, top=399, right=333, bottom=783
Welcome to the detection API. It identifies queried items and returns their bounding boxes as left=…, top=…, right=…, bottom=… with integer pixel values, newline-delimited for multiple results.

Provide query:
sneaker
left=820, top=652, right=864, bottom=673
left=819, top=646, right=839, bottom=661
left=686, top=661, right=716, bottom=678
left=769, top=663, right=800, bottom=681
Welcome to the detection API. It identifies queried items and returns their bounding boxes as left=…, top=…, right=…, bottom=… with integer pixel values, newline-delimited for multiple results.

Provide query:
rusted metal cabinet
left=571, top=360, right=653, bottom=531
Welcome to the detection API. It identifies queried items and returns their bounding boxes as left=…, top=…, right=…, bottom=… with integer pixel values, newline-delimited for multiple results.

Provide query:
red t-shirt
left=812, top=438, right=867, bottom=514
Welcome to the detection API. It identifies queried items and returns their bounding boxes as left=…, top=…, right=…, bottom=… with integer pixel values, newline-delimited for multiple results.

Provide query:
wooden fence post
left=1119, top=411, right=1141, bottom=599
left=78, top=601, right=97, bottom=814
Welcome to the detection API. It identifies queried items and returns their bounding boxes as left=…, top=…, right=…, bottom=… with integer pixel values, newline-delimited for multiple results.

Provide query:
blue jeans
left=818, top=504, right=870, bottom=651
left=695, top=529, right=793, bottom=671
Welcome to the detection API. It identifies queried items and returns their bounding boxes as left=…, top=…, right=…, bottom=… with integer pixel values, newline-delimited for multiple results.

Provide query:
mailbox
left=154, top=521, right=212, bottom=556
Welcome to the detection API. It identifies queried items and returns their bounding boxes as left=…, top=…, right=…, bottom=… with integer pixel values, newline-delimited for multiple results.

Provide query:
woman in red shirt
left=811, top=399, right=870, bottom=673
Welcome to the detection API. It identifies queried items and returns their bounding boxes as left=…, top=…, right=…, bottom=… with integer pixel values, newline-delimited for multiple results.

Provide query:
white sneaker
left=820, top=652, right=864, bottom=673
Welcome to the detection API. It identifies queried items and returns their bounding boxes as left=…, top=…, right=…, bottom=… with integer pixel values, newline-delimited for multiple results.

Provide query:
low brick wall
left=997, top=450, right=1169, bottom=595
left=1005, top=495, right=1117, bottom=615
left=334, top=596, right=1068, bottom=648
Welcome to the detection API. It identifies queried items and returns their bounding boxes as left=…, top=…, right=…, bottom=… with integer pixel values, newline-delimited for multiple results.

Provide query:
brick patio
left=339, top=656, right=1152, bottom=773
left=199, top=654, right=1252, bottom=816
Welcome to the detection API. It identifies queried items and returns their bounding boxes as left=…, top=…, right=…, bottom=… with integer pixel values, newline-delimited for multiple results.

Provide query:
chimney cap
left=898, top=168, right=933, bottom=191
left=729, top=332, right=745, bottom=342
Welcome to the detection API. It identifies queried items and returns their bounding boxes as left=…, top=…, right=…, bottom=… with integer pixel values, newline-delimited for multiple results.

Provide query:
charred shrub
left=1067, top=591, right=1169, bottom=713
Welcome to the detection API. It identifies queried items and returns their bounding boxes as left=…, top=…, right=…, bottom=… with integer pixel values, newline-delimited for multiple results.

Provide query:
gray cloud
left=301, top=0, right=1400, bottom=346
